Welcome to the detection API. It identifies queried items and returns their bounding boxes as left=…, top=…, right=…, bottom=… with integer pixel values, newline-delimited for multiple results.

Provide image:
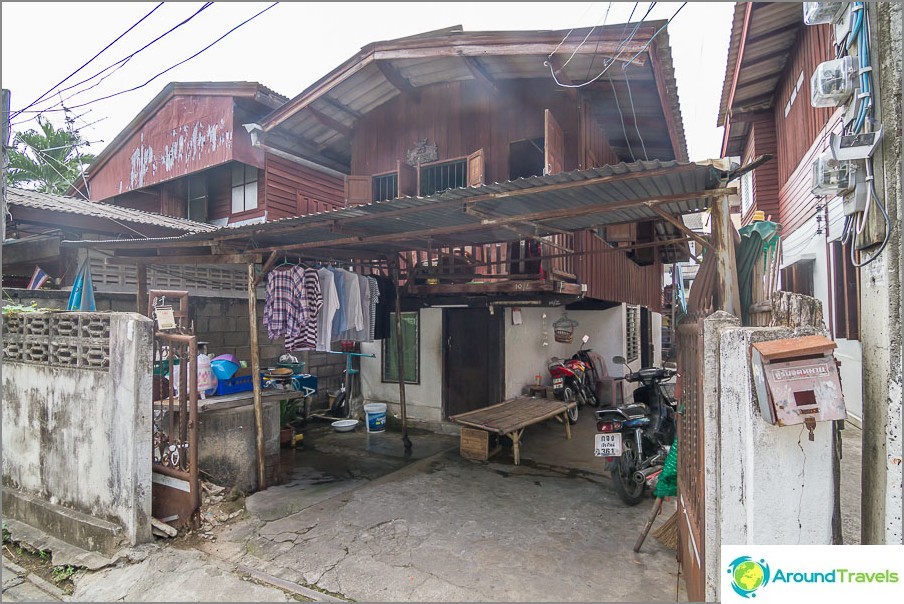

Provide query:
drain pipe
left=242, top=123, right=346, bottom=180
left=393, top=260, right=412, bottom=450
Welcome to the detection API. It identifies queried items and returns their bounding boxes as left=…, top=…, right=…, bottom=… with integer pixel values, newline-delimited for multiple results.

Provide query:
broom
left=651, top=437, right=680, bottom=550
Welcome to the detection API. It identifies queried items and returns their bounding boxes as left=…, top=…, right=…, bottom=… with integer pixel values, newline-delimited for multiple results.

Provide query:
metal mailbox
left=751, top=334, right=846, bottom=440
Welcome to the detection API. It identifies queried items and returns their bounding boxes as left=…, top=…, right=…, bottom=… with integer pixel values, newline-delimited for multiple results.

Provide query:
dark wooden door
left=544, top=109, right=564, bottom=175
left=443, top=308, right=503, bottom=417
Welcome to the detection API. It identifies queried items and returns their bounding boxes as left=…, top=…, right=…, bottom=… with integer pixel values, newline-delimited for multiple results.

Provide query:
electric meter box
left=751, top=335, right=846, bottom=439
left=811, top=56, right=855, bottom=107
left=803, top=2, right=846, bottom=25
left=811, top=150, right=854, bottom=197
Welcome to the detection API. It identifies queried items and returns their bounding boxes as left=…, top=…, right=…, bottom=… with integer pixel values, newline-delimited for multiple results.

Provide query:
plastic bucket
left=364, top=403, right=387, bottom=433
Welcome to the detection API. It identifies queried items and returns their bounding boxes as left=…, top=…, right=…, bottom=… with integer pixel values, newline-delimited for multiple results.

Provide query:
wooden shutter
left=544, top=109, right=565, bottom=176
left=345, top=175, right=371, bottom=206
left=398, top=160, right=417, bottom=197
left=467, top=149, right=484, bottom=187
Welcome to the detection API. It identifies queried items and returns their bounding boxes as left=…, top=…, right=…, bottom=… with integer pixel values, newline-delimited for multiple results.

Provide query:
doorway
left=443, top=308, right=504, bottom=417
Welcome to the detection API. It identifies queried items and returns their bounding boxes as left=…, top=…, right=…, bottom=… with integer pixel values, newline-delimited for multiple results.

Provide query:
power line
left=26, top=2, right=280, bottom=115
left=11, top=3, right=165, bottom=120
left=12, top=3, right=215, bottom=123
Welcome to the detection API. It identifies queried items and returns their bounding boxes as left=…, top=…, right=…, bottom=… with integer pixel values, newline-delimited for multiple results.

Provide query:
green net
left=653, top=437, right=678, bottom=498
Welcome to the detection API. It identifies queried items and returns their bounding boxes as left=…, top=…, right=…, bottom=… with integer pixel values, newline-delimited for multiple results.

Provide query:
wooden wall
left=351, top=79, right=582, bottom=184
left=743, top=113, right=780, bottom=224
left=580, top=99, right=620, bottom=169
left=774, top=23, right=835, bottom=185
left=574, top=231, right=663, bottom=312
left=263, top=154, right=346, bottom=220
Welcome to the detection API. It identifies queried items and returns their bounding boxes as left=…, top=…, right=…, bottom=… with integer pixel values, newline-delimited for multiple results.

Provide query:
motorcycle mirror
left=581, top=334, right=590, bottom=344
left=612, top=355, right=627, bottom=366
left=664, top=361, right=678, bottom=370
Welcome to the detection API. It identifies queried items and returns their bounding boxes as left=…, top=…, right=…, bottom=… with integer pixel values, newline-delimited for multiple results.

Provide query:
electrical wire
left=10, top=2, right=165, bottom=120
left=607, top=74, right=637, bottom=161
left=11, top=3, right=216, bottom=124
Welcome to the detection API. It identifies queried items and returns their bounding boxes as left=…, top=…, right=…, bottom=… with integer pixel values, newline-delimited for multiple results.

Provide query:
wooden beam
left=253, top=250, right=280, bottom=287
left=104, top=253, right=262, bottom=265
left=319, top=96, right=362, bottom=120
left=392, top=261, right=411, bottom=450
left=376, top=61, right=419, bottom=98
left=462, top=57, right=498, bottom=95
left=648, top=205, right=715, bottom=253
left=136, top=264, right=147, bottom=316
left=248, top=263, right=267, bottom=491
left=711, top=192, right=741, bottom=317
left=307, top=106, right=353, bottom=138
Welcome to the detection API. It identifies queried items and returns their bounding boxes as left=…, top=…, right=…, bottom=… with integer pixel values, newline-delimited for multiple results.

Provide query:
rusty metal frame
left=151, top=332, right=201, bottom=529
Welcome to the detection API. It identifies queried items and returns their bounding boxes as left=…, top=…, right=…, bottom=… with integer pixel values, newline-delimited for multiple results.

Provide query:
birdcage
left=553, top=314, right=579, bottom=344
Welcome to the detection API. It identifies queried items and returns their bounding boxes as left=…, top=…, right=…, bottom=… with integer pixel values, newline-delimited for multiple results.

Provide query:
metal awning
left=62, top=159, right=732, bottom=264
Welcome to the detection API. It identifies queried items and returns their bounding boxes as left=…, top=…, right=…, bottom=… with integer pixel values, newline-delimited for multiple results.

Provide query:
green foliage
left=51, top=564, right=77, bottom=583
left=2, top=521, right=10, bottom=544
left=280, top=397, right=301, bottom=427
left=6, top=115, right=96, bottom=195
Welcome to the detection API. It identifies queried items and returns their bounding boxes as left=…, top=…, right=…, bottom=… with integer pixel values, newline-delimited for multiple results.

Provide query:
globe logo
left=727, top=556, right=770, bottom=598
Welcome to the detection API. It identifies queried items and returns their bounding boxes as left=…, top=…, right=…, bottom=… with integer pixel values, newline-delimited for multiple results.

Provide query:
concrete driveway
left=196, top=410, right=687, bottom=602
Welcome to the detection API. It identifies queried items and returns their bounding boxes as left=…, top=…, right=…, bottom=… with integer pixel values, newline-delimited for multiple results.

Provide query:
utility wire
left=12, top=3, right=215, bottom=124
left=45, top=2, right=280, bottom=113
left=11, top=2, right=165, bottom=120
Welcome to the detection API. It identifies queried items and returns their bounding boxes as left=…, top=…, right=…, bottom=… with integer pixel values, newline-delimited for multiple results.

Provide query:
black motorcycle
left=594, top=356, right=678, bottom=505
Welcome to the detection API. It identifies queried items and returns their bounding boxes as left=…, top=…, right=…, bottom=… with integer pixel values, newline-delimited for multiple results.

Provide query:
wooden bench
left=449, top=396, right=576, bottom=465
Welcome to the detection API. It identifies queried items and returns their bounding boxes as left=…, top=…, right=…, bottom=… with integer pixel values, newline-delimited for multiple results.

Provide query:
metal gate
left=676, top=317, right=705, bottom=601
left=151, top=332, right=201, bottom=528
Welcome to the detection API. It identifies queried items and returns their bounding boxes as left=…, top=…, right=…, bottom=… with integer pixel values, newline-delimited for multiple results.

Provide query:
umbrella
left=67, top=258, right=96, bottom=311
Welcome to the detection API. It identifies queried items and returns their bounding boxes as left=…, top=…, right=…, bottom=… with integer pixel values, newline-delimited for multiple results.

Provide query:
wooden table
left=449, top=396, right=576, bottom=465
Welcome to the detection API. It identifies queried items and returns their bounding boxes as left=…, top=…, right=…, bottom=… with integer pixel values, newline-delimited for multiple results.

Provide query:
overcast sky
left=1, top=2, right=736, bottom=163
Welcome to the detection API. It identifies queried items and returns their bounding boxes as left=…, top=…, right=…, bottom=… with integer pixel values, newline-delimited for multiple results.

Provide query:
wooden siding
left=778, top=114, right=843, bottom=236
left=263, top=154, right=345, bottom=220
left=88, top=96, right=243, bottom=202
left=206, top=164, right=234, bottom=222
left=742, top=113, right=780, bottom=224
left=574, top=230, right=663, bottom=311
left=580, top=99, right=620, bottom=169
left=774, top=23, right=835, bottom=185
left=351, top=80, right=582, bottom=184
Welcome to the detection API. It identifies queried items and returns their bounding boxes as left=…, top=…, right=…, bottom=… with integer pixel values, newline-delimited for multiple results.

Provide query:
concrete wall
left=358, top=305, right=635, bottom=427
left=861, top=1, right=903, bottom=546
left=2, top=312, right=154, bottom=552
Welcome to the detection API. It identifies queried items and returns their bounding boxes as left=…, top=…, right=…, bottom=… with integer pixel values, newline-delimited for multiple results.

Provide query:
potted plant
left=279, top=398, right=300, bottom=447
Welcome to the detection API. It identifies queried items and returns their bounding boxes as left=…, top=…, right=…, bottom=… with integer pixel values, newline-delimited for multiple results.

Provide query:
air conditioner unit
left=811, top=151, right=855, bottom=197
left=811, top=56, right=855, bottom=107
left=803, top=2, right=846, bottom=25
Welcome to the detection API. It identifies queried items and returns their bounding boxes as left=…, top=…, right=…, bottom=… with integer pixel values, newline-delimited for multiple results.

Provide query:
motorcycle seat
left=621, top=403, right=649, bottom=419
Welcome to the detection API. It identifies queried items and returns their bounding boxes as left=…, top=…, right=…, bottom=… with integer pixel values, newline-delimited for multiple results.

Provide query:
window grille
left=626, top=305, right=639, bottom=363
left=372, top=172, right=398, bottom=202
left=740, top=170, right=753, bottom=216
left=419, top=159, right=467, bottom=196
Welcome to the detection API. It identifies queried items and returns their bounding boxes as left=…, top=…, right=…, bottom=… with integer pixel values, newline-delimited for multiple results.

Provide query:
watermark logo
left=727, top=556, right=771, bottom=598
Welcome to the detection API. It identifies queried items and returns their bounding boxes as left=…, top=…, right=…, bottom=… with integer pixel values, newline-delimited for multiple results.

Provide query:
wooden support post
left=248, top=263, right=266, bottom=490
left=712, top=192, right=741, bottom=317
left=136, top=264, right=148, bottom=315
left=392, top=261, right=411, bottom=449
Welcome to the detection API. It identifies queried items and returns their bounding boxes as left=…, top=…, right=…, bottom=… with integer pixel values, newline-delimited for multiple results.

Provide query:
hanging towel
left=67, top=259, right=96, bottom=311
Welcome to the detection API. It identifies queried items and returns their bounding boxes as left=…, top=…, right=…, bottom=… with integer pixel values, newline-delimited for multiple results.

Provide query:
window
left=625, top=305, right=639, bottom=363
left=187, top=174, right=208, bottom=223
left=831, top=241, right=859, bottom=340
left=419, top=159, right=467, bottom=196
left=382, top=311, right=420, bottom=383
left=231, top=163, right=258, bottom=214
left=740, top=170, right=753, bottom=216
left=372, top=172, right=398, bottom=202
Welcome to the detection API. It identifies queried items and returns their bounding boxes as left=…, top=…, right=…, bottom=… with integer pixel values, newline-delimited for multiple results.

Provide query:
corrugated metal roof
left=64, top=159, right=730, bottom=262
left=259, top=23, right=688, bottom=170
left=7, top=187, right=217, bottom=233
left=718, top=3, right=804, bottom=128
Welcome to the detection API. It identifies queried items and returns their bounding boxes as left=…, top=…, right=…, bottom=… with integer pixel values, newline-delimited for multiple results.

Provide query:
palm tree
left=6, top=116, right=96, bottom=195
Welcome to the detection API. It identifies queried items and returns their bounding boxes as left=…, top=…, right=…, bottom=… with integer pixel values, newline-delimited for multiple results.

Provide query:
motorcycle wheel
left=563, top=386, right=579, bottom=425
left=611, top=439, right=646, bottom=505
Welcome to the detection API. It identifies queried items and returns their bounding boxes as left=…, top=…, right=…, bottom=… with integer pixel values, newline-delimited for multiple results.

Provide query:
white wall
left=359, top=305, right=629, bottom=424
left=780, top=211, right=863, bottom=424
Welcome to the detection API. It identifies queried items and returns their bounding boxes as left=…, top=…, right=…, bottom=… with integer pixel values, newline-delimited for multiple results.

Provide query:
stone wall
left=2, top=312, right=154, bottom=553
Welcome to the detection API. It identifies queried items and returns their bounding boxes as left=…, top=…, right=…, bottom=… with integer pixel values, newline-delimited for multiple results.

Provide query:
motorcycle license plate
left=594, top=433, right=622, bottom=457
left=552, top=377, right=563, bottom=389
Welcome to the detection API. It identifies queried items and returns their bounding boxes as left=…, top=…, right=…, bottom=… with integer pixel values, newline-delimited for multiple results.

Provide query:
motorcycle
left=594, top=355, right=678, bottom=505
left=547, top=335, right=599, bottom=424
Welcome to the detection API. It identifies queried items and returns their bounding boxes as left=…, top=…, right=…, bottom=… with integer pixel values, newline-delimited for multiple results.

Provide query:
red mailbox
left=751, top=335, right=846, bottom=440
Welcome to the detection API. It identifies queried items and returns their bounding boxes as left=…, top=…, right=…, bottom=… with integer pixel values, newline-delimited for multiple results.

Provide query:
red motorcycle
left=547, top=335, right=597, bottom=424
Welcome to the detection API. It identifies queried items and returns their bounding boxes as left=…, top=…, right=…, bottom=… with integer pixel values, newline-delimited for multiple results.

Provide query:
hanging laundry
left=285, top=267, right=323, bottom=351
left=345, top=273, right=371, bottom=342
left=372, top=275, right=395, bottom=340
left=315, top=267, right=340, bottom=352
left=263, top=265, right=306, bottom=341
left=333, top=267, right=363, bottom=342
left=366, top=276, right=380, bottom=341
